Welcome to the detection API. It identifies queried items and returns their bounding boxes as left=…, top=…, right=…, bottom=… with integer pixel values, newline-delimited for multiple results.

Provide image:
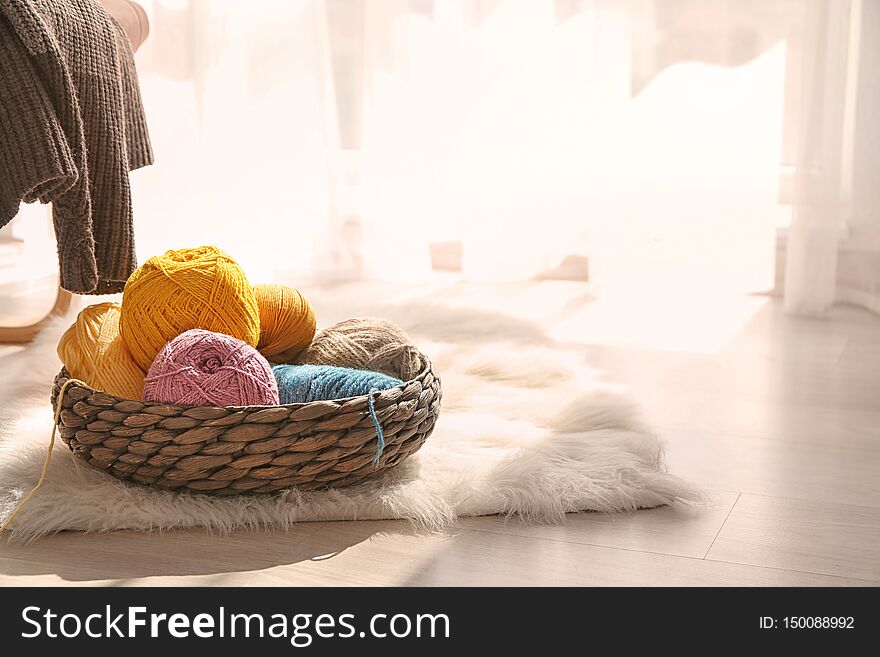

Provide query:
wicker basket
left=50, top=352, right=441, bottom=495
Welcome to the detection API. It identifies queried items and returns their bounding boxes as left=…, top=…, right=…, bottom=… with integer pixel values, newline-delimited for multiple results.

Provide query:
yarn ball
left=144, top=329, right=279, bottom=407
left=120, top=246, right=261, bottom=370
left=296, top=317, right=421, bottom=381
left=253, top=283, right=317, bottom=362
left=273, top=364, right=402, bottom=404
left=56, top=303, right=146, bottom=399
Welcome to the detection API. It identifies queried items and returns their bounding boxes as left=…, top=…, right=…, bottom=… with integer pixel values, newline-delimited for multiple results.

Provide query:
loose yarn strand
left=367, top=389, right=385, bottom=465
left=1, top=377, right=86, bottom=532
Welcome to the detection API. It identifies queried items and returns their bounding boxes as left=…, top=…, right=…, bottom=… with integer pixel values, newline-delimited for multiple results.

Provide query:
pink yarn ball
left=144, top=329, right=279, bottom=407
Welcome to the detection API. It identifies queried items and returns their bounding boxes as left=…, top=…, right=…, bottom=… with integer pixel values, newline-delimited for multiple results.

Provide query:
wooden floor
left=1, top=285, right=879, bottom=586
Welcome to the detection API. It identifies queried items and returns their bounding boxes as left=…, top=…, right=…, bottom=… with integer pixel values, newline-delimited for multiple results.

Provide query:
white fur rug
left=0, top=288, right=700, bottom=540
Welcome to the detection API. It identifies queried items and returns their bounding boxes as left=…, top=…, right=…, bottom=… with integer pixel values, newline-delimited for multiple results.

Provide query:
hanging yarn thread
left=273, top=364, right=403, bottom=463
left=296, top=317, right=422, bottom=381
left=56, top=303, right=146, bottom=399
left=253, top=283, right=317, bottom=362
left=0, top=376, right=86, bottom=532
left=144, top=329, right=279, bottom=407
left=120, top=246, right=261, bottom=371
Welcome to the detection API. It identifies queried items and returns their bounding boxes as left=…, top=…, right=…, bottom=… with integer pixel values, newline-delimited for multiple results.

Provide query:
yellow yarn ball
left=57, top=303, right=146, bottom=399
left=253, top=283, right=317, bottom=362
left=120, top=246, right=261, bottom=371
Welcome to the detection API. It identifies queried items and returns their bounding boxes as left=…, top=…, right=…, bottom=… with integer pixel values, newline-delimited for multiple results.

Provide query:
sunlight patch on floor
left=549, top=293, right=769, bottom=354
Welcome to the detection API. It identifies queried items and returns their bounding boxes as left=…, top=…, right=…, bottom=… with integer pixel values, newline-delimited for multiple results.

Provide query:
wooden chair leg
left=0, top=286, right=72, bottom=344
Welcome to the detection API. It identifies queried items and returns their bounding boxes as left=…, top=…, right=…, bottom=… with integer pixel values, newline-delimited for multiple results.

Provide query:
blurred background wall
left=2, top=0, right=877, bottom=325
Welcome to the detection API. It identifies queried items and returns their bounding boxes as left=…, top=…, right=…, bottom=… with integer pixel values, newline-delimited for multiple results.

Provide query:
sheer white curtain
left=783, top=0, right=862, bottom=315
left=128, top=0, right=876, bottom=314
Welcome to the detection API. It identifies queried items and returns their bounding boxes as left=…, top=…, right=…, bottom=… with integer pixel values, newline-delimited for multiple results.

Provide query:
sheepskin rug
left=0, top=286, right=700, bottom=540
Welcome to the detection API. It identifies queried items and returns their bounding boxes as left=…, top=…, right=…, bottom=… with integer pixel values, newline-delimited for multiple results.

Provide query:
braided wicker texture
left=50, top=352, right=441, bottom=494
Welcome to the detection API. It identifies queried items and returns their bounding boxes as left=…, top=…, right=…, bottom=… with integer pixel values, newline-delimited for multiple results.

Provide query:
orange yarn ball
left=57, top=303, right=146, bottom=399
left=120, top=246, right=261, bottom=371
left=253, top=283, right=317, bottom=362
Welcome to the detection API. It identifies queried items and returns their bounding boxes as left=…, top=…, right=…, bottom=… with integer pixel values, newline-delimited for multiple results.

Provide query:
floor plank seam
left=834, top=337, right=849, bottom=365
left=703, top=492, right=741, bottom=559
left=713, top=489, right=880, bottom=511
left=659, top=425, right=880, bottom=453
left=455, top=518, right=778, bottom=566
left=701, top=556, right=880, bottom=586
left=456, top=525, right=711, bottom=560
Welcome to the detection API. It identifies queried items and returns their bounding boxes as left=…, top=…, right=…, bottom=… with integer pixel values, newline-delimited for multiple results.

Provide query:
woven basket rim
left=52, top=349, right=440, bottom=494
left=55, top=351, right=432, bottom=411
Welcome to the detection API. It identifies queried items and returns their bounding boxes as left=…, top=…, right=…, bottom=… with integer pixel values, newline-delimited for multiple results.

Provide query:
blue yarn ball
left=272, top=364, right=403, bottom=404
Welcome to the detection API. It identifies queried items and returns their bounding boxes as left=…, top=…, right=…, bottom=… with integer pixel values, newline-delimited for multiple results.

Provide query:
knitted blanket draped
left=0, top=0, right=153, bottom=294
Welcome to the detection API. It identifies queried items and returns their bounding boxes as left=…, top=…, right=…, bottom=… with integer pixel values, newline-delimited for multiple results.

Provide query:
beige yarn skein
left=296, top=317, right=422, bottom=381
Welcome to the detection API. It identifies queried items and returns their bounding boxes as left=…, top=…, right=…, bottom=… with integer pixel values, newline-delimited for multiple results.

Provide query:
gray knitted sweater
left=0, top=0, right=152, bottom=294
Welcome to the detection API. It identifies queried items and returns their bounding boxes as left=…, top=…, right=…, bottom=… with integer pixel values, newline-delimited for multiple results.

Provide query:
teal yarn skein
left=272, top=364, right=402, bottom=404
left=272, top=364, right=403, bottom=463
